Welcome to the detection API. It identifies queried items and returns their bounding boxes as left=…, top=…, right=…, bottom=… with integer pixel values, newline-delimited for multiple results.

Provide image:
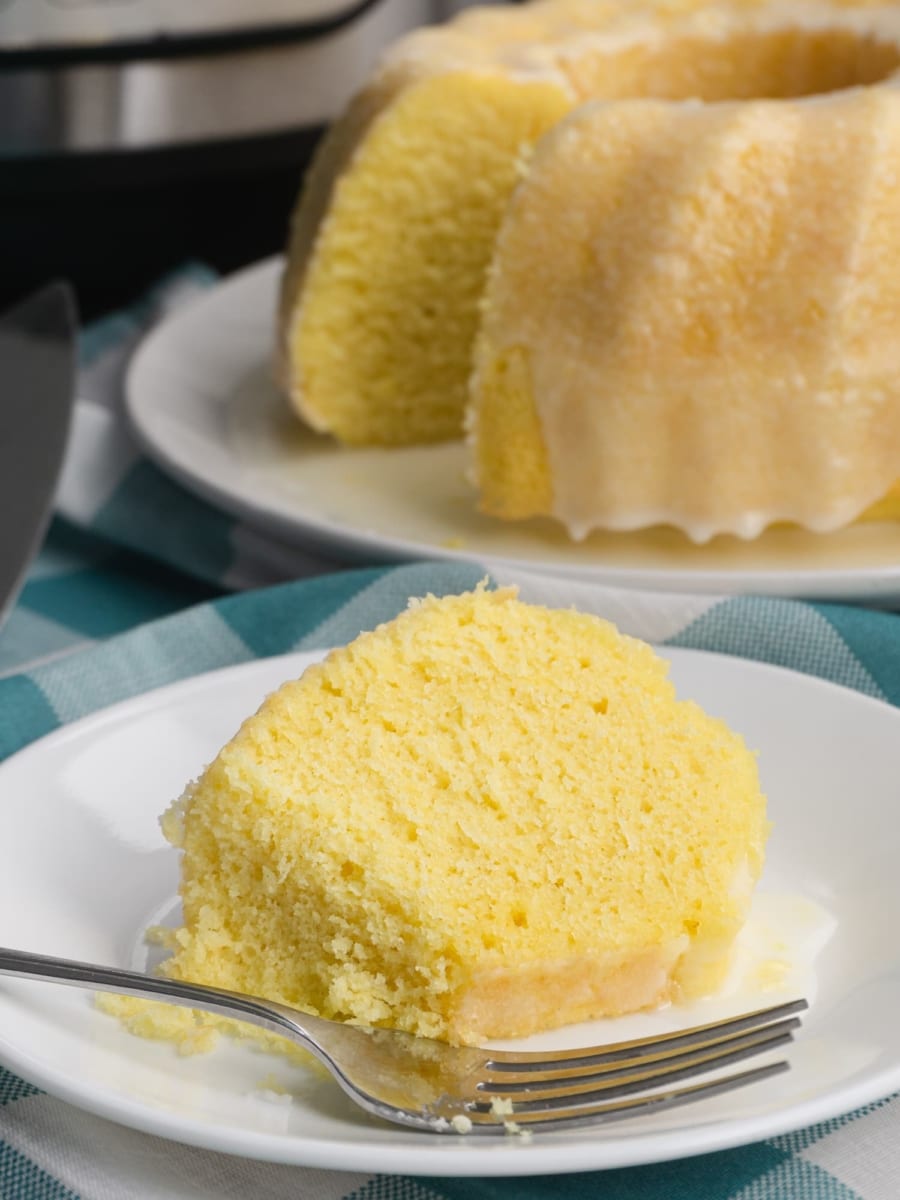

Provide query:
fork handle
left=0, top=945, right=316, bottom=1050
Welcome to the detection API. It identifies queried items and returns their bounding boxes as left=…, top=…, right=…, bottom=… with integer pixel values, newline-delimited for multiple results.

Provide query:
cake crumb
left=505, top=1122, right=532, bottom=1141
left=251, top=1088, right=294, bottom=1107
left=488, top=1094, right=532, bottom=1138
left=145, top=924, right=177, bottom=950
left=451, top=1114, right=473, bottom=1134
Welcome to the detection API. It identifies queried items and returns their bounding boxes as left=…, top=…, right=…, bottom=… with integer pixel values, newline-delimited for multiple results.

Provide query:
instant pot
left=0, top=0, right=497, bottom=315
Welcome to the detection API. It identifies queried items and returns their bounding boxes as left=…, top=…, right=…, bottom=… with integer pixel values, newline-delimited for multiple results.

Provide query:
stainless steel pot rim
left=0, top=0, right=434, bottom=155
left=0, top=0, right=385, bottom=66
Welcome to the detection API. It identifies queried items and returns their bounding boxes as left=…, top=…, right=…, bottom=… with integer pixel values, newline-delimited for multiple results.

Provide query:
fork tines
left=465, top=998, right=808, bottom=1131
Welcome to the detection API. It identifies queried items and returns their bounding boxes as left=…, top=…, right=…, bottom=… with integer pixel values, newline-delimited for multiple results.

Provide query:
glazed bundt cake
left=132, top=587, right=768, bottom=1048
left=278, top=0, right=900, bottom=538
left=472, top=87, right=900, bottom=538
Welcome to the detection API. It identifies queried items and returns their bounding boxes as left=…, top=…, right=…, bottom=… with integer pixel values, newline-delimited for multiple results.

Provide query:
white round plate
left=125, top=257, right=900, bottom=603
left=1, top=646, right=899, bottom=1175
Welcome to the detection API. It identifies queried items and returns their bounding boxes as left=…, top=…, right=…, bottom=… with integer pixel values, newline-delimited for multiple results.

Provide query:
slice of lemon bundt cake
left=153, top=586, right=767, bottom=1047
left=278, top=66, right=574, bottom=445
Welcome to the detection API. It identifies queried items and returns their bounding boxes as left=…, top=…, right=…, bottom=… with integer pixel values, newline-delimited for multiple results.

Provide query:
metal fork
left=0, top=946, right=806, bottom=1134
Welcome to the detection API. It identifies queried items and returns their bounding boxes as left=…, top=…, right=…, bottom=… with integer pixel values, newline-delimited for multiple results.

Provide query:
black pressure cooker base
left=0, top=126, right=322, bottom=320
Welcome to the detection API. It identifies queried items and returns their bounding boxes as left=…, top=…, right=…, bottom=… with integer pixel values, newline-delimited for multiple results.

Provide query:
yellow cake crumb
left=95, top=993, right=220, bottom=1056
left=112, top=585, right=767, bottom=1058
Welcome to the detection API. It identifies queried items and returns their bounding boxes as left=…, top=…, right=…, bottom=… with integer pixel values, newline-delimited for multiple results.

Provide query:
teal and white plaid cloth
left=2, top=269, right=900, bottom=1199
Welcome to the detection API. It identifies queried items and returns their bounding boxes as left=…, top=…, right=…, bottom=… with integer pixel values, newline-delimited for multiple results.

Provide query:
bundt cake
left=129, top=587, right=767, bottom=1049
left=278, top=0, right=900, bottom=539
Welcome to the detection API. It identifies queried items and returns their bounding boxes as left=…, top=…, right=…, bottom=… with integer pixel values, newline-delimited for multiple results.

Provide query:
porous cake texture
left=150, top=587, right=767, bottom=1047
left=278, top=0, right=900, bottom=540
left=277, top=0, right=662, bottom=445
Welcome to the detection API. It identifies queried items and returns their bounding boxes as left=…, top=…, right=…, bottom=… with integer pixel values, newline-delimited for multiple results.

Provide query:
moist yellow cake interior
left=102, top=587, right=768, bottom=1052
left=291, top=70, right=572, bottom=445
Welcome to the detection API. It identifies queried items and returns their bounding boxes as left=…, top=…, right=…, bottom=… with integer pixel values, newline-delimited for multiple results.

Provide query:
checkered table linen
left=1, top=268, right=899, bottom=1200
